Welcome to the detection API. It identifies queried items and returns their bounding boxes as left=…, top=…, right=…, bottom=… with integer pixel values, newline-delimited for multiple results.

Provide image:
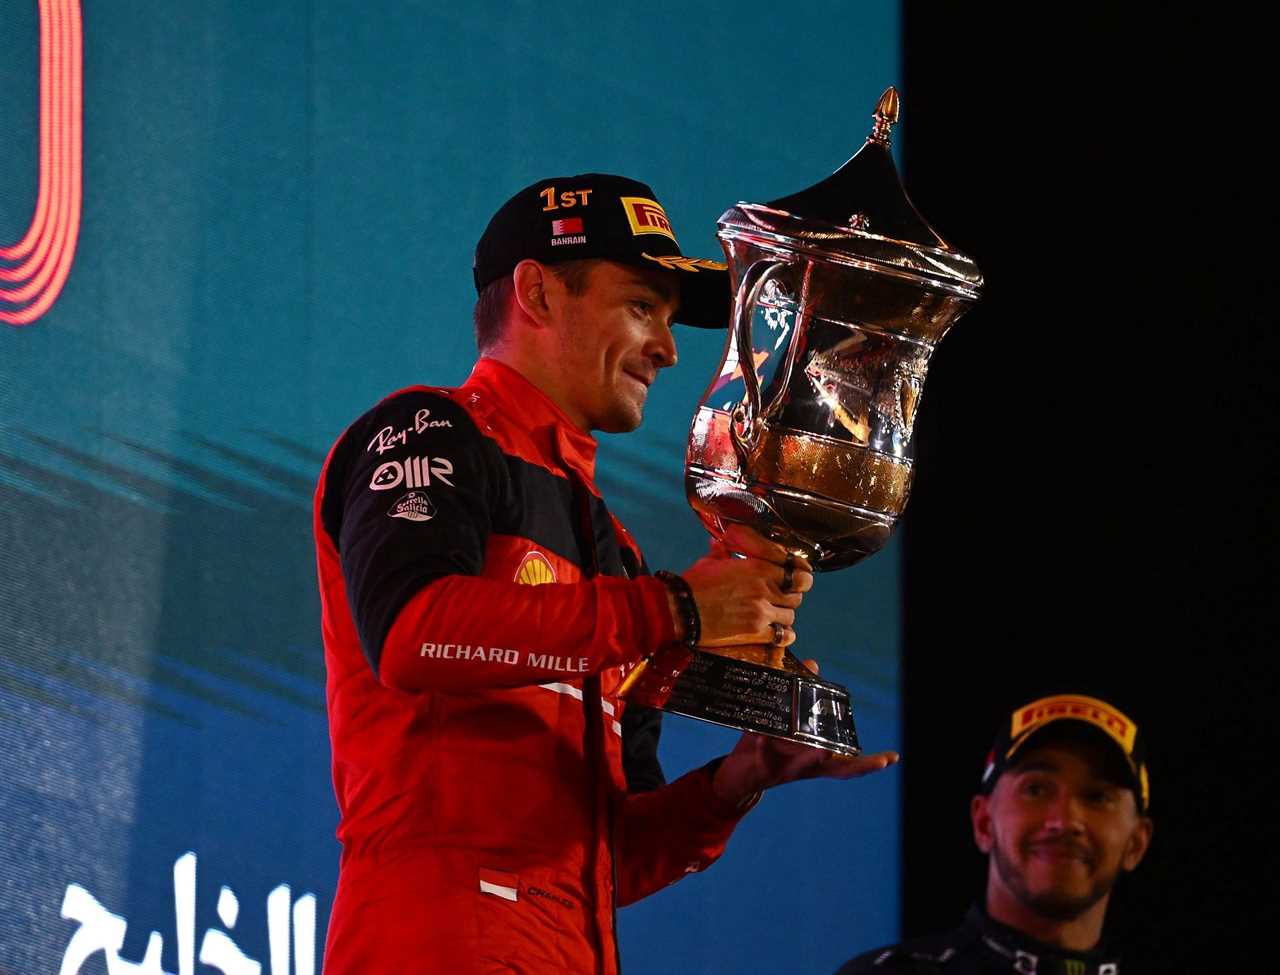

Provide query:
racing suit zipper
left=568, top=472, right=623, bottom=975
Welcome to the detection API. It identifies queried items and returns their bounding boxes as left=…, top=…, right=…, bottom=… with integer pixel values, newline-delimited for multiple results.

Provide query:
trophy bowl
left=622, top=89, right=983, bottom=753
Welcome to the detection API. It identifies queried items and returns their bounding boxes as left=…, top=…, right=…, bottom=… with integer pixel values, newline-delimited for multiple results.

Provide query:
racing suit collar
left=967, top=904, right=1122, bottom=974
left=464, top=357, right=601, bottom=487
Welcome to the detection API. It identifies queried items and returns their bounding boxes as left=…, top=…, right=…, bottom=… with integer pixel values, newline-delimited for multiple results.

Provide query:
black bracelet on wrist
left=655, top=569, right=700, bottom=647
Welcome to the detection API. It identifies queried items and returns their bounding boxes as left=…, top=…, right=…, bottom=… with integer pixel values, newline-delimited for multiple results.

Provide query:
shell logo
left=515, top=551, right=557, bottom=586
left=1, top=0, right=83, bottom=327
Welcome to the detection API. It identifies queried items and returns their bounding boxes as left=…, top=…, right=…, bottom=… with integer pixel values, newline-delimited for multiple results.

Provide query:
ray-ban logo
left=1, top=0, right=83, bottom=327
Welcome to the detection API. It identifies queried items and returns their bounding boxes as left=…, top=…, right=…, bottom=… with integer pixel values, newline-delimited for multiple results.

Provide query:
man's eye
left=1021, top=779, right=1050, bottom=798
left=631, top=301, right=652, bottom=314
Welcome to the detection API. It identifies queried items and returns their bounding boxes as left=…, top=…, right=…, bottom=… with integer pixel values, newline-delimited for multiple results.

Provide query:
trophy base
left=619, top=644, right=861, bottom=756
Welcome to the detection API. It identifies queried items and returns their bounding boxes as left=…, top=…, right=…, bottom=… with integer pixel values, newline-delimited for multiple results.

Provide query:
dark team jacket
left=313, top=357, right=749, bottom=975
left=835, top=906, right=1124, bottom=975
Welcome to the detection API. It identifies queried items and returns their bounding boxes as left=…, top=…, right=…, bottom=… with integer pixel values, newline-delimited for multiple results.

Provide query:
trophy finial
left=761, top=81, right=951, bottom=246
left=870, top=87, right=899, bottom=146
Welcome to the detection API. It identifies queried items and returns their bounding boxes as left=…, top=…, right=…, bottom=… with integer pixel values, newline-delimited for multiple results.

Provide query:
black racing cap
left=979, top=693, right=1151, bottom=814
left=472, top=173, right=730, bottom=329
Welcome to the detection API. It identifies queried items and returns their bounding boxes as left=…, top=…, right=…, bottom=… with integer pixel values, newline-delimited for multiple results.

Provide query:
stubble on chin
left=601, top=370, right=648, bottom=433
left=993, top=841, right=1115, bottom=922
left=599, top=395, right=644, bottom=434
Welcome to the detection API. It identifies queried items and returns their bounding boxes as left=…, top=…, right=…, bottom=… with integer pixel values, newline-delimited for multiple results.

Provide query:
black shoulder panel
left=322, top=390, right=508, bottom=674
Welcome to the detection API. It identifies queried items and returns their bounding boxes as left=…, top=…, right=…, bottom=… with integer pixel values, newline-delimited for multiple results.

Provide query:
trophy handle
left=729, top=258, right=793, bottom=468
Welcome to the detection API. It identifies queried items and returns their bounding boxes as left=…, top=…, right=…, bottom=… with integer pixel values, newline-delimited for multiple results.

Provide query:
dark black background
left=899, top=5, right=1273, bottom=970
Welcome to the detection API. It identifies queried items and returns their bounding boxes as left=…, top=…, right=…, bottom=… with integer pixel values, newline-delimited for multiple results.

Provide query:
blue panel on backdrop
left=0, top=1, right=901, bottom=971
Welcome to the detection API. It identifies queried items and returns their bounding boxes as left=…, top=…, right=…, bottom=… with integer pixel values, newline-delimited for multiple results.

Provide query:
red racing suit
left=313, top=358, right=751, bottom=974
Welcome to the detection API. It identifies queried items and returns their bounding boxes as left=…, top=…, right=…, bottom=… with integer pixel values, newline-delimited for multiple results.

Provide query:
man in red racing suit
left=313, top=173, right=897, bottom=974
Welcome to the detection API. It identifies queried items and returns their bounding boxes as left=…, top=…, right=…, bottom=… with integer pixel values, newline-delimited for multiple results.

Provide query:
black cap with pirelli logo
left=979, top=693, right=1151, bottom=814
left=472, top=173, right=730, bottom=329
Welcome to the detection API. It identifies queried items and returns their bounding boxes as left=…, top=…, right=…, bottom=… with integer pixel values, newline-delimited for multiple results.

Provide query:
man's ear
left=512, top=260, right=553, bottom=327
left=1122, top=815, right=1154, bottom=872
left=971, top=793, right=995, bottom=854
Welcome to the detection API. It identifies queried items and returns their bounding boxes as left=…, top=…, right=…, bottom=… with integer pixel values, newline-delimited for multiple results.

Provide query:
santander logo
left=1, top=0, right=83, bottom=327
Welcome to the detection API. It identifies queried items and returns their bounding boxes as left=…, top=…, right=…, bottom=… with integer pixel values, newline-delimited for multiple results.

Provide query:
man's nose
left=1042, top=792, right=1086, bottom=832
left=649, top=323, right=677, bottom=369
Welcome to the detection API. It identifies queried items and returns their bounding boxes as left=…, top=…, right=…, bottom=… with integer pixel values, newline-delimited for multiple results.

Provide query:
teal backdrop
left=0, top=2, right=902, bottom=972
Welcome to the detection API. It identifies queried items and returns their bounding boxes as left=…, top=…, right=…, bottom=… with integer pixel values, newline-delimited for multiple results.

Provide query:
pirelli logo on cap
left=1010, top=694, right=1138, bottom=756
left=620, top=196, right=677, bottom=242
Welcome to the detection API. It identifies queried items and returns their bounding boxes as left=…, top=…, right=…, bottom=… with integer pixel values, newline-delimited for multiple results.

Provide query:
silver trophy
left=621, top=89, right=983, bottom=753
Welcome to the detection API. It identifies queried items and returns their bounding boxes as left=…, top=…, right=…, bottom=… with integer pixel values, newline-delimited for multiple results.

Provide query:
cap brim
left=639, top=252, right=730, bottom=329
left=676, top=267, right=730, bottom=329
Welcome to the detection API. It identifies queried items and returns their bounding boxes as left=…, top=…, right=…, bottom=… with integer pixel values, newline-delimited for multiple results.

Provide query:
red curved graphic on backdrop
left=0, top=0, right=82, bottom=327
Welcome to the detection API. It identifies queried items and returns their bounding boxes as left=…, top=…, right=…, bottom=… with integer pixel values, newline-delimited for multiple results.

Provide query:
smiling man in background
left=836, top=693, right=1153, bottom=975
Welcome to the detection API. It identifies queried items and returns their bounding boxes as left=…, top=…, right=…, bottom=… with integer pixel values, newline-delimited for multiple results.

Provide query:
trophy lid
left=720, top=87, right=982, bottom=298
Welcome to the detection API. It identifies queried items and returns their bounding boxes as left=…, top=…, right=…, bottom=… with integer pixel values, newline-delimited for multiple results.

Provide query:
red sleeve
left=614, top=762, right=756, bottom=906
left=320, top=389, right=676, bottom=691
left=377, top=573, right=675, bottom=693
